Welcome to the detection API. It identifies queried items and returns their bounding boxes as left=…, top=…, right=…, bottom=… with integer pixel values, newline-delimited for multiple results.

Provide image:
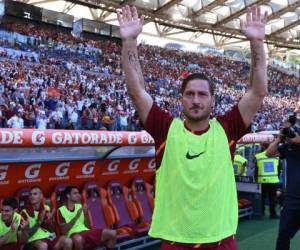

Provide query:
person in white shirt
left=69, top=110, right=79, bottom=130
left=0, top=106, right=5, bottom=127
left=36, top=111, right=48, bottom=129
left=119, top=112, right=128, bottom=131
left=7, top=112, right=24, bottom=128
left=50, top=107, right=63, bottom=129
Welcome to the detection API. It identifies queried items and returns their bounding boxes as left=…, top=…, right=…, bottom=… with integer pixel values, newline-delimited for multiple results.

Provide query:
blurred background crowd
left=0, top=19, right=299, bottom=132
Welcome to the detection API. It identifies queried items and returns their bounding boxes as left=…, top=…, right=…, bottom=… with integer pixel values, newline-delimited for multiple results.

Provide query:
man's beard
left=183, top=107, right=211, bottom=122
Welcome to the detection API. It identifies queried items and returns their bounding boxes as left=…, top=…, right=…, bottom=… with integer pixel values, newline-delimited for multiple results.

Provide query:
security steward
left=233, top=150, right=248, bottom=176
left=255, top=146, right=279, bottom=219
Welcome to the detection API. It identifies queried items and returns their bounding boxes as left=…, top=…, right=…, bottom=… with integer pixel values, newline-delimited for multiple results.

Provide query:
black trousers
left=276, top=205, right=300, bottom=250
left=261, top=183, right=277, bottom=216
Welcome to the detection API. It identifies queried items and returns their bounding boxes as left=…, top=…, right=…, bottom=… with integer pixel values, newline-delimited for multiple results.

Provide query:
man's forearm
left=60, top=215, right=78, bottom=235
left=250, top=40, right=267, bottom=96
left=266, top=137, right=281, bottom=157
left=122, top=39, right=145, bottom=98
left=84, top=212, right=91, bottom=228
left=26, top=222, right=40, bottom=237
left=46, top=220, right=55, bottom=232
left=19, top=229, right=30, bottom=243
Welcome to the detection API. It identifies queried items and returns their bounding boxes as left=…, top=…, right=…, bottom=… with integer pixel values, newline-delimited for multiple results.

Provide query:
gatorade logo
left=148, top=159, right=156, bottom=169
left=32, top=131, right=46, bottom=145
left=0, top=165, right=8, bottom=181
left=25, top=164, right=41, bottom=179
left=55, top=162, right=70, bottom=177
left=108, top=160, right=120, bottom=172
left=142, top=159, right=156, bottom=173
left=129, top=159, right=140, bottom=170
left=82, top=161, right=95, bottom=175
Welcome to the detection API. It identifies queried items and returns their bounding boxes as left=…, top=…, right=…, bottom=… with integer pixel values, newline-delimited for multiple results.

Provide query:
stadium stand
left=0, top=17, right=299, bottom=133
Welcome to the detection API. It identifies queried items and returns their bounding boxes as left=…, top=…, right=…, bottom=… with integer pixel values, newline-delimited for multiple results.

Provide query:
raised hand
left=46, top=210, right=55, bottom=221
left=241, top=5, right=267, bottom=41
left=20, top=219, right=29, bottom=230
left=117, top=5, right=144, bottom=40
left=10, top=218, right=19, bottom=232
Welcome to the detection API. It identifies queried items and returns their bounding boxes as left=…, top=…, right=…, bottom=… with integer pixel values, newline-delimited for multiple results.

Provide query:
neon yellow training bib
left=0, top=212, right=21, bottom=244
left=59, top=204, right=89, bottom=237
left=149, top=118, right=238, bottom=243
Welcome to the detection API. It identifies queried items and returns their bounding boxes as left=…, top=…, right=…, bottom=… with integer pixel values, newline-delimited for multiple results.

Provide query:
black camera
left=282, top=126, right=298, bottom=138
left=281, top=114, right=299, bottom=139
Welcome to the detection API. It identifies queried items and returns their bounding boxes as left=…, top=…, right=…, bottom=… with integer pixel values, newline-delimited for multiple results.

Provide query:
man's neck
left=185, top=119, right=209, bottom=132
left=33, top=203, right=40, bottom=211
left=67, top=201, right=75, bottom=210
left=3, top=218, right=13, bottom=226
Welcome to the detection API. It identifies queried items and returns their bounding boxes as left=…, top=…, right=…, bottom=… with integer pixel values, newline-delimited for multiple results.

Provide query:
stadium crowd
left=0, top=20, right=299, bottom=132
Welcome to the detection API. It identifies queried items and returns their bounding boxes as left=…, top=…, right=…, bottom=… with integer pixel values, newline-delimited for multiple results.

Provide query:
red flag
left=179, top=70, right=189, bottom=79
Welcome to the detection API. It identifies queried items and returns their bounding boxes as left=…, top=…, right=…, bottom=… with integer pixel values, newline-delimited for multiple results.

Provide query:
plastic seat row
left=12, top=177, right=154, bottom=242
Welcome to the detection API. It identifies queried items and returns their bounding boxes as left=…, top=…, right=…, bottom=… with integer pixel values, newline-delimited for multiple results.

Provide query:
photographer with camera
left=266, top=114, right=300, bottom=250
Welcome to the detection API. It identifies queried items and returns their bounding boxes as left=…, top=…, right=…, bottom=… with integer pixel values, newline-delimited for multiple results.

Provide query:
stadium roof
left=19, top=0, right=300, bottom=50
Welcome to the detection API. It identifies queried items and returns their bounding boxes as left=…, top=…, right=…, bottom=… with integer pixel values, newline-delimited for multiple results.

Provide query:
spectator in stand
left=36, top=111, right=48, bottom=129
left=0, top=105, right=6, bottom=127
left=0, top=17, right=298, bottom=132
left=7, top=111, right=24, bottom=128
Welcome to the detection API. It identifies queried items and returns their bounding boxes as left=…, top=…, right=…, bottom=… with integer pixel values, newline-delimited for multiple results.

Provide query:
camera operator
left=266, top=114, right=300, bottom=250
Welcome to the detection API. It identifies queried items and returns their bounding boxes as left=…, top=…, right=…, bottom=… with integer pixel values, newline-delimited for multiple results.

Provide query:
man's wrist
left=122, top=38, right=138, bottom=45
left=250, top=39, right=265, bottom=52
left=250, top=38, right=264, bottom=43
left=274, top=137, right=282, bottom=144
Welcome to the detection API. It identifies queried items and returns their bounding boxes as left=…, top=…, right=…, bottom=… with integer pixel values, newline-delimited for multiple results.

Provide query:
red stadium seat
left=107, top=180, right=149, bottom=236
left=131, top=177, right=154, bottom=225
left=50, top=183, right=68, bottom=211
left=15, top=187, right=31, bottom=211
left=82, top=182, right=131, bottom=241
left=50, top=183, right=69, bottom=235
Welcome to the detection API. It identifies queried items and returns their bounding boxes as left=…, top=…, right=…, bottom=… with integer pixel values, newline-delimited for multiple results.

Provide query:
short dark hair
left=180, top=73, right=214, bottom=96
left=2, top=197, right=18, bottom=210
left=64, top=185, right=78, bottom=197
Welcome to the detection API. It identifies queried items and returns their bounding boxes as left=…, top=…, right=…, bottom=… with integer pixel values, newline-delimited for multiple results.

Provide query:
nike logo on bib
left=186, top=151, right=205, bottom=160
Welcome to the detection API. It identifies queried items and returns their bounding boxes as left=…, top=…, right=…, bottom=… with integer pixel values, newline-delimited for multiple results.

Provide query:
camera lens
left=282, top=127, right=296, bottom=138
